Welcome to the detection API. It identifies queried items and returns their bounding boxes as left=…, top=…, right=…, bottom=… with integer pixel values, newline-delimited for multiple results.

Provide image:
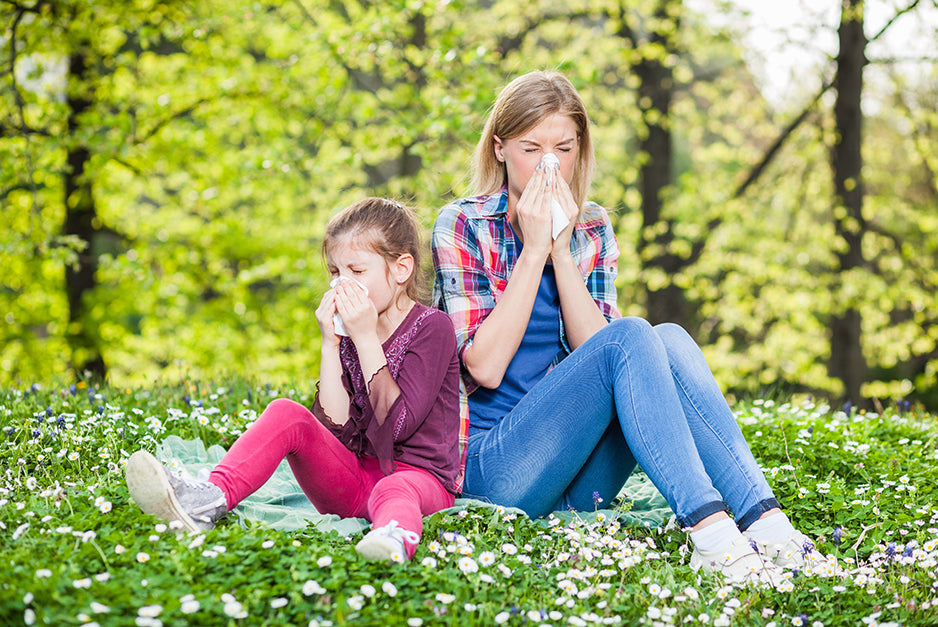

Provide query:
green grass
left=2, top=380, right=938, bottom=626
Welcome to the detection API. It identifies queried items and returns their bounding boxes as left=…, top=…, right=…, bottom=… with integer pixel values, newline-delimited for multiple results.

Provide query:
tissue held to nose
left=541, top=152, right=560, bottom=169
left=538, top=153, right=569, bottom=239
left=329, top=276, right=368, bottom=337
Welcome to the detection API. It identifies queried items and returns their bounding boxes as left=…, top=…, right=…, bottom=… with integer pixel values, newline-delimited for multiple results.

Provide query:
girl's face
left=494, top=112, right=579, bottom=204
left=326, top=236, right=411, bottom=315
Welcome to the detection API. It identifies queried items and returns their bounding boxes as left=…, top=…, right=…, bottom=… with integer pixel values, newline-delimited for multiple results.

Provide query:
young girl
left=127, top=197, right=464, bottom=562
left=431, top=71, right=822, bottom=585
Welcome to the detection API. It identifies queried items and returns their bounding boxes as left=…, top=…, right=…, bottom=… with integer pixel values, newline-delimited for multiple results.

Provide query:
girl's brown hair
left=323, top=197, right=424, bottom=303
left=471, top=71, right=595, bottom=212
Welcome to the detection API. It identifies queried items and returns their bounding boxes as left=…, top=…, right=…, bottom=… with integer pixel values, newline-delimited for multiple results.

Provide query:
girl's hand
left=315, top=289, right=341, bottom=348
left=513, top=164, right=554, bottom=259
left=333, top=278, right=378, bottom=342
left=550, top=173, right=579, bottom=260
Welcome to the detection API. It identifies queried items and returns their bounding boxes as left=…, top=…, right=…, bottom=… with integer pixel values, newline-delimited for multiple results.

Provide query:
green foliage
left=3, top=383, right=938, bottom=625
left=1, top=1, right=937, bottom=406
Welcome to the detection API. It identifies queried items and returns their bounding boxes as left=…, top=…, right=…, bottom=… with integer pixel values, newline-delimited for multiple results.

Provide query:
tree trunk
left=364, top=10, right=425, bottom=188
left=64, top=50, right=106, bottom=380
left=829, top=0, right=867, bottom=405
left=633, top=0, right=689, bottom=329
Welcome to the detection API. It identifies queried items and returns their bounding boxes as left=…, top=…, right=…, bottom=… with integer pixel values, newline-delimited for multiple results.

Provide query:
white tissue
left=550, top=199, right=569, bottom=240
left=540, top=153, right=570, bottom=239
left=329, top=276, right=368, bottom=336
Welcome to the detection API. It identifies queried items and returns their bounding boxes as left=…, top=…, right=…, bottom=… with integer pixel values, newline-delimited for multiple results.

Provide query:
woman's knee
left=653, top=322, right=704, bottom=359
left=599, top=317, right=665, bottom=354
left=605, top=316, right=656, bottom=342
left=653, top=321, right=691, bottom=344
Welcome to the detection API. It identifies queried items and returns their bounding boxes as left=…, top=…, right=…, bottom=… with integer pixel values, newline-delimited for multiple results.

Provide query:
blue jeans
left=461, top=317, right=778, bottom=529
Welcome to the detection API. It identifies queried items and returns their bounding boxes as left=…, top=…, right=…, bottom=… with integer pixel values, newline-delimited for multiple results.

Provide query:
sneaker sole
left=126, top=450, right=202, bottom=534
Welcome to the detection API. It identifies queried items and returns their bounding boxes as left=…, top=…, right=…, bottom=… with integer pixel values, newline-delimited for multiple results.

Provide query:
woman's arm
left=549, top=176, right=608, bottom=349
left=551, top=253, right=607, bottom=349
left=461, top=167, right=557, bottom=389
left=461, top=244, right=546, bottom=389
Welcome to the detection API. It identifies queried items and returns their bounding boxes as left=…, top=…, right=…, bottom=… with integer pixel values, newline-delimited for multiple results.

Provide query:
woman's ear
left=493, top=135, right=505, bottom=163
left=393, top=253, right=415, bottom=285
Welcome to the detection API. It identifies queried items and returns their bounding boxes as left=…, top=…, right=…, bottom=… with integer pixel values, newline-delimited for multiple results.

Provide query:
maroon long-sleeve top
left=311, top=303, right=463, bottom=494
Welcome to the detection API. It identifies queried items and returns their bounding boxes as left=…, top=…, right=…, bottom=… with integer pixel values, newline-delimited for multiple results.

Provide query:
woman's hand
left=315, top=289, right=340, bottom=348
left=333, top=279, right=378, bottom=343
left=549, top=172, right=579, bottom=260
left=513, top=164, right=554, bottom=260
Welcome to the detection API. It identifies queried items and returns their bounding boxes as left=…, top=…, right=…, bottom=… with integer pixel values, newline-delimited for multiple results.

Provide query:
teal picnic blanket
left=156, top=435, right=672, bottom=535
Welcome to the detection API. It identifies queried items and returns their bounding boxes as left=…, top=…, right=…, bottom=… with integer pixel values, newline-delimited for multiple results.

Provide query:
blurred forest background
left=2, top=0, right=937, bottom=408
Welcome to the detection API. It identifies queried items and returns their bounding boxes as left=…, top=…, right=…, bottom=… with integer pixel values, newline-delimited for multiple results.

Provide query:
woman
left=431, top=71, right=820, bottom=585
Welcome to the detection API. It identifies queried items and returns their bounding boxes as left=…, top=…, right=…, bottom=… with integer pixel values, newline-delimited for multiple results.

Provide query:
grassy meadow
left=2, top=380, right=937, bottom=626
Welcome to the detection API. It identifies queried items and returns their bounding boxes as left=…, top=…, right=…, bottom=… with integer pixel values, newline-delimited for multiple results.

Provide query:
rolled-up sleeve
left=432, top=205, right=495, bottom=390
left=588, top=207, right=621, bottom=323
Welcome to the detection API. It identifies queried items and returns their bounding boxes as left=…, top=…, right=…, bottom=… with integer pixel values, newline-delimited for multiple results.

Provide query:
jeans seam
left=681, top=500, right=730, bottom=529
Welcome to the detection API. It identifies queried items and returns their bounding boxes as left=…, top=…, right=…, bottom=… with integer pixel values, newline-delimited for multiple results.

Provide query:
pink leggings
left=209, top=398, right=454, bottom=558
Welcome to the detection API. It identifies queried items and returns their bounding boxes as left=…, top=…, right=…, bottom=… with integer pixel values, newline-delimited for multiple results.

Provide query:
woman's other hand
left=550, top=173, right=579, bottom=260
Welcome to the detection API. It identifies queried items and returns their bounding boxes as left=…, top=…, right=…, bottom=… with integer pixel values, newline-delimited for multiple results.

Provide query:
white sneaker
left=745, top=529, right=825, bottom=571
left=690, top=534, right=783, bottom=587
left=126, top=450, right=227, bottom=533
left=355, top=520, right=420, bottom=563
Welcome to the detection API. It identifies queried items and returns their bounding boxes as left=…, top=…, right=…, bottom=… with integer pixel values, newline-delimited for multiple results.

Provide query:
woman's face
left=494, top=113, right=579, bottom=204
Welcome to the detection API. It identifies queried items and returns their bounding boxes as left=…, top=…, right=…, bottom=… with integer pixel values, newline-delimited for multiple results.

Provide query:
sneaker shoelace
left=379, top=520, right=420, bottom=546
left=163, top=467, right=225, bottom=517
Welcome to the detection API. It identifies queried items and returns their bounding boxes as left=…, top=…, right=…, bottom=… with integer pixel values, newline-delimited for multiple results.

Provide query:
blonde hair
left=471, top=71, right=595, bottom=211
left=323, top=197, right=424, bottom=303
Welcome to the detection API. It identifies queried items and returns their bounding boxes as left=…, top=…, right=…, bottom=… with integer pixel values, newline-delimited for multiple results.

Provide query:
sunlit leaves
left=1, top=0, right=936, bottom=405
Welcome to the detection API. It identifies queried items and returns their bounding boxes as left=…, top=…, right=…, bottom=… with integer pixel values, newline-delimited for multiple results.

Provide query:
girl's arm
left=365, top=312, right=457, bottom=442
left=314, top=289, right=351, bottom=425
left=332, top=278, right=395, bottom=423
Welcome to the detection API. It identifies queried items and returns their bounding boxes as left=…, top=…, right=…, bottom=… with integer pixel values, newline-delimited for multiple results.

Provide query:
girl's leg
left=366, top=462, right=455, bottom=558
left=653, top=323, right=779, bottom=529
left=210, top=398, right=376, bottom=518
left=464, top=317, right=726, bottom=526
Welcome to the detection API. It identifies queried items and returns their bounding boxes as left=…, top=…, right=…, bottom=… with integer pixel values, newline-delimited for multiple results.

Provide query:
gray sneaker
left=126, top=450, right=227, bottom=533
left=355, top=520, right=421, bottom=562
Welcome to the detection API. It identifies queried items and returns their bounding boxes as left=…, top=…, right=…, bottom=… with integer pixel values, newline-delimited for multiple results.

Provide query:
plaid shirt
left=431, top=187, right=621, bottom=394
